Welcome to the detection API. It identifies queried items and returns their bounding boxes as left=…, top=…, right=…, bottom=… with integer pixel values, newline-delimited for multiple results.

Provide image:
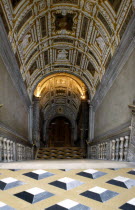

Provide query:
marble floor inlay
left=119, top=198, right=135, bottom=210
left=77, top=169, right=107, bottom=179
left=46, top=199, right=91, bottom=210
left=14, top=187, right=54, bottom=204
left=80, top=186, right=119, bottom=203
left=107, top=176, right=135, bottom=189
left=23, top=170, right=55, bottom=180
left=0, top=177, right=25, bottom=190
left=0, top=201, right=15, bottom=210
left=0, top=168, right=135, bottom=209
left=128, top=169, right=135, bottom=175
left=49, top=177, right=84, bottom=190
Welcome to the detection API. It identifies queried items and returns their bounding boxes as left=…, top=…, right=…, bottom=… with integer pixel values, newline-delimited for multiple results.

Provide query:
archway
left=48, top=116, right=72, bottom=147
left=32, top=72, right=89, bottom=152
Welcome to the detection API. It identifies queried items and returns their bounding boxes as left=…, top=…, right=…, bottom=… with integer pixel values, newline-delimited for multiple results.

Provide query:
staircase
left=36, top=147, right=86, bottom=159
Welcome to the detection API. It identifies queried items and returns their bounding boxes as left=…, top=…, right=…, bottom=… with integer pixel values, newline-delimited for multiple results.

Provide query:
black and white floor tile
left=0, top=177, right=25, bottom=190
left=46, top=199, right=91, bottom=210
left=120, top=198, right=135, bottom=210
left=107, top=176, right=135, bottom=189
left=49, top=177, right=84, bottom=190
left=77, top=169, right=107, bottom=179
left=128, top=169, right=135, bottom=175
left=80, top=186, right=119, bottom=202
left=0, top=168, right=135, bottom=209
left=14, top=187, right=54, bottom=204
left=23, top=169, right=55, bottom=180
left=0, top=201, right=15, bottom=210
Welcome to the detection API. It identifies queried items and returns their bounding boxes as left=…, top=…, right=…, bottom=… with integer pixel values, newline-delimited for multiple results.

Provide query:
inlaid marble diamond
left=46, top=199, right=91, bottom=210
left=128, top=169, right=135, bottom=175
left=14, top=187, right=54, bottom=204
left=49, top=177, right=84, bottom=190
left=0, top=201, right=15, bottom=210
left=0, top=177, right=25, bottom=190
left=120, top=198, right=135, bottom=210
left=107, top=176, right=135, bottom=189
left=80, top=186, right=119, bottom=202
left=9, top=169, right=20, bottom=171
left=77, top=169, right=107, bottom=179
left=23, top=170, right=55, bottom=180
left=109, top=168, right=119, bottom=171
left=60, top=169, right=72, bottom=171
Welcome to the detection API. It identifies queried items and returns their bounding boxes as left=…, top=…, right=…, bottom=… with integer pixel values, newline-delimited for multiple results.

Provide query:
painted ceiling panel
left=0, top=0, right=134, bottom=99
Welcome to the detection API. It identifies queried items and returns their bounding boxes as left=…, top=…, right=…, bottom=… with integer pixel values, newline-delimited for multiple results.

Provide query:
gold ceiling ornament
left=0, top=0, right=133, bottom=99
left=34, top=73, right=86, bottom=99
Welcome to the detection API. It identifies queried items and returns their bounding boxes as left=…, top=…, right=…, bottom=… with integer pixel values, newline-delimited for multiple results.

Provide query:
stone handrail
left=88, top=136, right=130, bottom=161
left=0, top=136, right=33, bottom=162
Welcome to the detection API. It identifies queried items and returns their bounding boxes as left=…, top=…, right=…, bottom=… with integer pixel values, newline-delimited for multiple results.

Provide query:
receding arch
left=31, top=72, right=92, bottom=100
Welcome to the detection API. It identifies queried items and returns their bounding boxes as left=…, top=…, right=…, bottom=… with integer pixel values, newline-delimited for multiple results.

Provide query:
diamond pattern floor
left=0, top=168, right=135, bottom=209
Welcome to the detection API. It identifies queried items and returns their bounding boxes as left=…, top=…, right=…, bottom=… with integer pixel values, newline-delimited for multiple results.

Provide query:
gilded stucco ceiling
left=34, top=73, right=86, bottom=116
left=0, top=0, right=134, bottom=100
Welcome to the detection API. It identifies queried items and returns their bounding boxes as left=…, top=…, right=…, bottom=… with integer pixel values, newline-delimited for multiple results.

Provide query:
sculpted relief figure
left=96, top=36, right=106, bottom=51
left=57, top=49, right=68, bottom=61
left=21, top=34, right=31, bottom=50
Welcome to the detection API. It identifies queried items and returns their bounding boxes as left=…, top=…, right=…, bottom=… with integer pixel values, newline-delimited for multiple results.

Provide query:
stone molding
left=0, top=122, right=31, bottom=146
left=90, top=121, right=130, bottom=144
left=91, top=13, right=135, bottom=111
left=0, top=17, right=31, bottom=110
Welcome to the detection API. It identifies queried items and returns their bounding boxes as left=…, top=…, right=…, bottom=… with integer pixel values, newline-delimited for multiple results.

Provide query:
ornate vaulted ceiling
left=34, top=73, right=86, bottom=118
left=0, top=0, right=134, bottom=100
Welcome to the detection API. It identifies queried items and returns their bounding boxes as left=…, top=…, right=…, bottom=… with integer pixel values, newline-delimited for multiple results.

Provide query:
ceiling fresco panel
left=54, top=13, right=74, bottom=31
left=29, top=61, right=37, bottom=76
left=40, top=16, right=47, bottom=37
left=81, top=16, right=89, bottom=40
left=76, top=51, right=82, bottom=66
left=87, top=62, right=96, bottom=77
left=0, top=0, right=133, bottom=99
left=53, top=38, right=73, bottom=44
left=52, top=0, right=78, bottom=5
left=44, top=50, right=49, bottom=65
left=108, top=0, right=122, bottom=13
left=16, top=10, right=32, bottom=33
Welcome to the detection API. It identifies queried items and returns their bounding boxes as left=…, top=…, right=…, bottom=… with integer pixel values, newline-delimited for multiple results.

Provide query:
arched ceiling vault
left=34, top=73, right=87, bottom=118
left=0, top=0, right=134, bottom=99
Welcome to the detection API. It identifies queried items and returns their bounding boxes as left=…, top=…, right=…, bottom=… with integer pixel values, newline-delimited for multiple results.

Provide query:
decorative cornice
left=0, top=122, right=28, bottom=142
left=91, top=121, right=131, bottom=144
left=0, top=17, right=31, bottom=109
left=91, top=12, right=135, bottom=111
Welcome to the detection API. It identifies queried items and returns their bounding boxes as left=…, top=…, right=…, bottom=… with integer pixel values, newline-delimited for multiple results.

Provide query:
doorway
left=48, top=117, right=72, bottom=147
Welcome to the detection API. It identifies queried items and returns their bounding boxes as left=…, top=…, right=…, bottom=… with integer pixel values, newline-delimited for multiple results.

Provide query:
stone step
left=36, top=147, right=86, bottom=159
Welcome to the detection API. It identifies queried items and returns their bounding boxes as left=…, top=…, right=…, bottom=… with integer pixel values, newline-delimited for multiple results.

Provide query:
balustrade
left=0, top=136, right=33, bottom=162
left=89, top=135, right=130, bottom=161
left=124, top=136, right=129, bottom=161
left=0, top=137, right=2, bottom=161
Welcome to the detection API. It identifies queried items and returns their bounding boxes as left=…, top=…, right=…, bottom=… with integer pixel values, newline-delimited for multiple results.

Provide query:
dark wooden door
left=48, top=117, right=71, bottom=147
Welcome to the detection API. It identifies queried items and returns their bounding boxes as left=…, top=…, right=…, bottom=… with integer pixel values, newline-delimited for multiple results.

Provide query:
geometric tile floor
left=0, top=168, right=135, bottom=209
